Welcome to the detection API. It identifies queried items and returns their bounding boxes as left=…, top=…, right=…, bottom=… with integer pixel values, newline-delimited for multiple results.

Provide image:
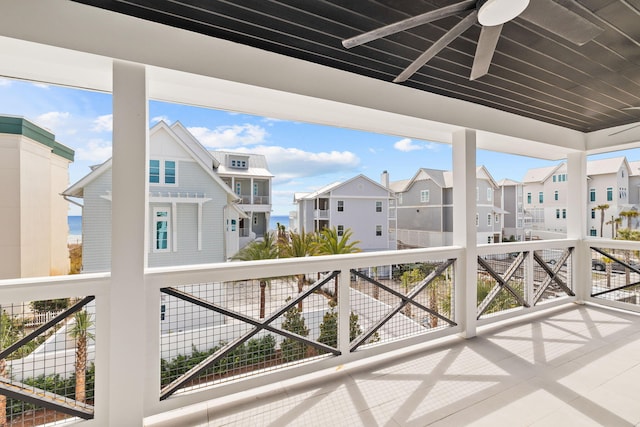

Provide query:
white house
left=63, top=121, right=246, bottom=272
left=522, top=157, right=632, bottom=239
left=0, top=115, right=74, bottom=279
left=293, top=174, right=397, bottom=251
left=209, top=151, right=273, bottom=246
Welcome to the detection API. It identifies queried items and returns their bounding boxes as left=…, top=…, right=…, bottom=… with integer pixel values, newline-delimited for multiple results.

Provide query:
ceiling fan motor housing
left=476, top=0, right=530, bottom=26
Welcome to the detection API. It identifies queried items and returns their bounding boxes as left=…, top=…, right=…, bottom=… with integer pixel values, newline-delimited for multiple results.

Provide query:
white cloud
left=91, top=114, right=113, bottom=132
left=394, top=138, right=423, bottom=152
left=151, top=115, right=170, bottom=124
left=36, top=111, right=70, bottom=132
left=234, top=145, right=360, bottom=183
left=0, top=78, right=12, bottom=87
left=32, top=83, right=49, bottom=89
left=393, top=138, right=440, bottom=152
left=188, top=124, right=268, bottom=148
left=75, top=139, right=112, bottom=162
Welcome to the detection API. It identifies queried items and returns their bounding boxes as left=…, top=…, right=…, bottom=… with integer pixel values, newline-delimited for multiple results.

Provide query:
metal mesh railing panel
left=160, top=272, right=340, bottom=397
left=477, top=252, right=527, bottom=318
left=1, top=297, right=95, bottom=426
left=591, top=247, right=640, bottom=305
left=349, top=261, right=455, bottom=349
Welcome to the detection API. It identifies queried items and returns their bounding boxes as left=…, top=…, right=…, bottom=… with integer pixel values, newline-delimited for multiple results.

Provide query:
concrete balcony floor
left=149, top=303, right=640, bottom=426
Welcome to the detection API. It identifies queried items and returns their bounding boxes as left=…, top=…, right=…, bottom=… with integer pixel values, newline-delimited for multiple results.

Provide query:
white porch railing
left=1, top=238, right=622, bottom=425
left=314, top=209, right=329, bottom=219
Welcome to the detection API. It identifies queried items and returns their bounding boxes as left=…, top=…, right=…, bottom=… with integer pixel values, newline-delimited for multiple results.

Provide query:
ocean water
left=67, top=215, right=290, bottom=237
left=269, top=215, right=290, bottom=231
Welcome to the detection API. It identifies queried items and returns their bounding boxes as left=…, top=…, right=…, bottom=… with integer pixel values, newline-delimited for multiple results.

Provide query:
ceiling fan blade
left=394, top=10, right=478, bottom=83
left=342, top=0, right=476, bottom=49
left=519, top=0, right=603, bottom=46
left=609, top=123, right=640, bottom=137
left=470, top=24, right=503, bottom=80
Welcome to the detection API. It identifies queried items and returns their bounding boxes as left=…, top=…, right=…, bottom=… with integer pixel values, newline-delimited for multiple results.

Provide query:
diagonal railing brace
left=350, top=259, right=456, bottom=351
left=477, top=252, right=529, bottom=319
left=160, top=271, right=340, bottom=400
left=533, top=248, right=574, bottom=304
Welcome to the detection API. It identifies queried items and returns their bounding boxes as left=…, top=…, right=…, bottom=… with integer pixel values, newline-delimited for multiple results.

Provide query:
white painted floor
left=150, top=303, right=640, bottom=426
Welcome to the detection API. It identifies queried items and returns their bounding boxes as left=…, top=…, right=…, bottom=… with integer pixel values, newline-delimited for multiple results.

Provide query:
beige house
left=0, top=115, right=74, bottom=278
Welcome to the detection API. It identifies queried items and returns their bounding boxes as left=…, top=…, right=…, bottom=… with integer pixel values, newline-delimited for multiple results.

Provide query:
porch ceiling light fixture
left=476, top=0, right=530, bottom=26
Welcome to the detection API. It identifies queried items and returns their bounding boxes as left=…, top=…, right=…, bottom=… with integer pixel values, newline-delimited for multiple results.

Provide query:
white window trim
left=487, top=188, right=492, bottom=202
left=152, top=207, right=171, bottom=253
left=375, top=200, right=383, bottom=212
left=149, top=159, right=178, bottom=186
left=375, top=224, right=382, bottom=236
left=420, top=190, right=429, bottom=203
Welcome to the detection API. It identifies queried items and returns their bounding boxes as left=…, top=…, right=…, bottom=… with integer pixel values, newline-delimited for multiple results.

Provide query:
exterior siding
left=82, top=169, right=113, bottom=273
left=82, top=152, right=232, bottom=272
left=296, top=175, right=396, bottom=251
left=397, top=206, right=442, bottom=231
left=402, top=180, right=442, bottom=206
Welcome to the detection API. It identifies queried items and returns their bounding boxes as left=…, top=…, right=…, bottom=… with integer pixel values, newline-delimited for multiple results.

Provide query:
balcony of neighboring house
left=313, top=208, right=329, bottom=219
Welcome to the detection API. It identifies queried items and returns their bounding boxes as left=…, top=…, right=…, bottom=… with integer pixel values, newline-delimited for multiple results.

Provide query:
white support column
left=567, top=151, right=588, bottom=302
left=452, top=129, right=477, bottom=339
left=109, top=60, right=148, bottom=426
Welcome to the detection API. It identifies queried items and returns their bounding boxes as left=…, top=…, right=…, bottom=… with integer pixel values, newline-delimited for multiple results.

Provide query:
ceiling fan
left=609, top=107, right=640, bottom=137
left=342, top=0, right=603, bottom=82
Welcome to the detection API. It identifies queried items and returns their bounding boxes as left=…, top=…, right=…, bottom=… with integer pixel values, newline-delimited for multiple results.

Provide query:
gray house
left=63, top=121, right=245, bottom=272
left=496, top=178, right=527, bottom=241
left=293, top=174, right=397, bottom=252
left=392, top=166, right=502, bottom=247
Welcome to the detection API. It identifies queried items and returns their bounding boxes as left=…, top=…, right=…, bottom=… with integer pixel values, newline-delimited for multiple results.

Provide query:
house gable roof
left=522, top=164, right=564, bottom=184
left=296, top=174, right=393, bottom=201
left=63, top=121, right=238, bottom=202
left=586, top=156, right=630, bottom=176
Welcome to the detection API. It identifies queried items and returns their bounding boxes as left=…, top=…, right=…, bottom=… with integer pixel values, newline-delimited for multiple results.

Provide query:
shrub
left=280, top=306, right=309, bottom=362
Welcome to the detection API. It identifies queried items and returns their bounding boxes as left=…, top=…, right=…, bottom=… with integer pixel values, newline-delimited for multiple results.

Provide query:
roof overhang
left=0, top=0, right=637, bottom=160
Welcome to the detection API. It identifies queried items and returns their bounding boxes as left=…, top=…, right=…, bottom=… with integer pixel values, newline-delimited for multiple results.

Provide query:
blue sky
left=2, top=77, right=638, bottom=215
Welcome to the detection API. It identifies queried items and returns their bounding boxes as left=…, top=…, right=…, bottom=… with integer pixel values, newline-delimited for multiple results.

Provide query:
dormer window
left=229, top=157, right=248, bottom=169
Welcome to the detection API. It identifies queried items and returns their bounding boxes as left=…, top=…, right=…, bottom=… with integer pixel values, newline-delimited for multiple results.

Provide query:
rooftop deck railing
left=2, top=238, right=635, bottom=425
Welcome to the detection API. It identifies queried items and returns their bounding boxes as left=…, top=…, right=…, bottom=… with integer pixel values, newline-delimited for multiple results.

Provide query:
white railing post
left=452, top=129, right=477, bottom=338
left=108, top=60, right=149, bottom=426
left=567, top=152, right=588, bottom=302
left=338, top=269, right=351, bottom=356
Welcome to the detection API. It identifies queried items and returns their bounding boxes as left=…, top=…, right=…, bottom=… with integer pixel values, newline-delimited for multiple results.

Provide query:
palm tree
left=68, top=310, right=94, bottom=403
left=615, top=229, right=640, bottom=286
left=278, top=229, right=318, bottom=310
left=232, top=232, right=279, bottom=318
left=315, top=227, right=361, bottom=302
left=606, top=216, right=622, bottom=238
left=595, top=204, right=609, bottom=237
left=400, top=268, right=424, bottom=319
left=619, top=210, right=639, bottom=230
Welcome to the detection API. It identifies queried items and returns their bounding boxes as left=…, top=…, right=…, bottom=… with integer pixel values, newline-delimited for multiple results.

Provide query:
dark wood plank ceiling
left=72, top=0, right=640, bottom=132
